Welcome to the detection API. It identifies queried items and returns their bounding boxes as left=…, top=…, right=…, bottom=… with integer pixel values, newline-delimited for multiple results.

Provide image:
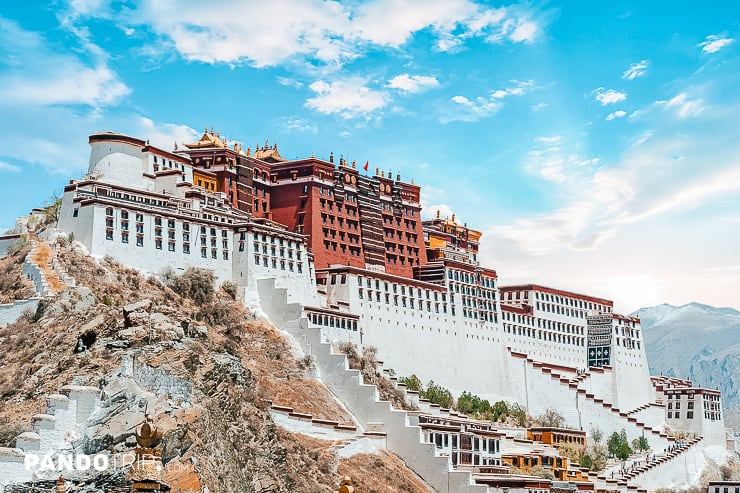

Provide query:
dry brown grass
left=0, top=244, right=430, bottom=492
left=337, top=450, right=432, bottom=493
left=0, top=244, right=35, bottom=304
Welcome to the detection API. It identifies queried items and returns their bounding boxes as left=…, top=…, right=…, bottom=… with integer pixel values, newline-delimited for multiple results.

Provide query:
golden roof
left=184, top=128, right=227, bottom=149
left=253, top=140, right=287, bottom=163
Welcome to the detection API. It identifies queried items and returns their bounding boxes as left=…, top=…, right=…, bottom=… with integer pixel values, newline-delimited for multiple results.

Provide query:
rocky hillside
left=0, top=242, right=431, bottom=493
left=635, top=303, right=740, bottom=413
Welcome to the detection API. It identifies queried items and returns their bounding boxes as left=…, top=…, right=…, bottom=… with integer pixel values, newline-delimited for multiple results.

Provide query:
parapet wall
left=0, top=298, right=41, bottom=328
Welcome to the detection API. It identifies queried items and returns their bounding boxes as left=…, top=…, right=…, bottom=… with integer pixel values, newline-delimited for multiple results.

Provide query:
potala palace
left=3, top=129, right=736, bottom=492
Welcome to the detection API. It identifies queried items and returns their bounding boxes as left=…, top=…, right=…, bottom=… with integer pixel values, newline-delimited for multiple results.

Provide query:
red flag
left=363, top=160, right=369, bottom=171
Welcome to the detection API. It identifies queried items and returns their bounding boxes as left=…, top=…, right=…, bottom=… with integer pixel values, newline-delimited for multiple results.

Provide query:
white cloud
left=387, top=74, right=440, bottom=93
left=660, top=92, right=704, bottom=119
left=133, top=117, right=200, bottom=151
left=698, top=34, right=734, bottom=54
left=280, top=117, right=319, bottom=134
left=276, top=76, right=304, bottom=88
left=306, top=77, right=388, bottom=119
left=443, top=80, right=535, bottom=123
left=525, top=136, right=602, bottom=185
left=73, top=1, right=546, bottom=68
left=0, top=161, right=21, bottom=173
left=622, top=60, right=648, bottom=80
left=531, top=102, right=548, bottom=112
left=423, top=204, right=455, bottom=220
left=606, top=110, right=627, bottom=121
left=0, top=17, right=129, bottom=108
left=594, top=88, right=627, bottom=106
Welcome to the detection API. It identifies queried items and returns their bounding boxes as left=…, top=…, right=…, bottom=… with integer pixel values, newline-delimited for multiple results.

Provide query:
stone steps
left=0, top=383, right=101, bottom=486
left=257, top=277, right=490, bottom=493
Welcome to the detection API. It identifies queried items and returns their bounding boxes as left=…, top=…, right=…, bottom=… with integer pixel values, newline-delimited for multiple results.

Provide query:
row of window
left=306, top=312, right=358, bottom=331
left=253, top=254, right=303, bottom=272
left=355, top=276, right=446, bottom=301
left=505, top=289, right=612, bottom=314
left=502, top=311, right=586, bottom=335
left=504, top=323, right=586, bottom=346
left=319, top=198, right=358, bottom=216
left=667, top=411, right=694, bottom=419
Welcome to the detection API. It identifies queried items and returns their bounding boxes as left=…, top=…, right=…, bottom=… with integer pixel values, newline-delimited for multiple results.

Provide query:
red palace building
left=176, top=129, right=478, bottom=279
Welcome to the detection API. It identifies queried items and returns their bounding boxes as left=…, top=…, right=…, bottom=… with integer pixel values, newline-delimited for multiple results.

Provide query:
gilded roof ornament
left=135, top=415, right=163, bottom=448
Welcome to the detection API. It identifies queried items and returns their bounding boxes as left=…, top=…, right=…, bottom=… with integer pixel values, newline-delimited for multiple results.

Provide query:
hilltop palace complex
left=50, top=129, right=733, bottom=490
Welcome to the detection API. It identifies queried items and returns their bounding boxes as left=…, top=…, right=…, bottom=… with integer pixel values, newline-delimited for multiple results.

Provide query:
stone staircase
left=508, top=350, right=673, bottom=449
left=257, top=278, right=490, bottom=493
left=0, top=384, right=101, bottom=486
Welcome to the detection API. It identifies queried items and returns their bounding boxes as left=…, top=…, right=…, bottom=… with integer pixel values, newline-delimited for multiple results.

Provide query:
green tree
left=456, top=391, right=492, bottom=417
left=616, top=442, right=632, bottom=462
left=492, top=401, right=509, bottom=422
left=509, top=402, right=527, bottom=427
left=580, top=455, right=593, bottom=469
left=637, top=436, right=649, bottom=451
left=422, top=381, right=453, bottom=409
left=607, top=432, right=622, bottom=457
left=399, top=374, right=422, bottom=392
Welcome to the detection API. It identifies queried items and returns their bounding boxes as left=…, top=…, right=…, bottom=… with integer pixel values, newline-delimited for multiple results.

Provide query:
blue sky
left=1, top=1, right=739, bottom=313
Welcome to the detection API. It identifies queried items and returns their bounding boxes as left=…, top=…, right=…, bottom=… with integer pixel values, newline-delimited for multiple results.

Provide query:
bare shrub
left=163, top=268, right=215, bottom=304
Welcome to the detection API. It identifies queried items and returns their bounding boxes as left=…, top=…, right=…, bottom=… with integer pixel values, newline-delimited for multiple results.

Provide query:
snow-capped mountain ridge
left=635, top=302, right=740, bottom=410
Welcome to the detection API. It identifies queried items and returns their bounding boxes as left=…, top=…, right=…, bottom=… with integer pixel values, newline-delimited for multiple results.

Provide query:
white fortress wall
left=88, top=139, right=147, bottom=188
left=232, top=225, right=320, bottom=307
left=611, top=342, right=653, bottom=411
left=0, top=298, right=41, bottom=328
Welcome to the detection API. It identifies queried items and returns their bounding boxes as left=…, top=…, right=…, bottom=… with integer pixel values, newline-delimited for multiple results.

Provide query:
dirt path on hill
left=30, top=240, right=65, bottom=294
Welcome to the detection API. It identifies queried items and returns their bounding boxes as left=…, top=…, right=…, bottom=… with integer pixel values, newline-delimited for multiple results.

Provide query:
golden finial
left=375, top=167, right=379, bottom=175
left=247, top=146, right=251, bottom=156
left=265, top=139, right=269, bottom=150
left=311, top=151, right=315, bottom=158
left=452, top=213, right=456, bottom=223
left=210, top=126, right=214, bottom=134
left=339, top=475, right=354, bottom=493
left=135, top=415, right=163, bottom=448
left=329, top=152, right=334, bottom=164
left=381, top=170, right=385, bottom=177
left=436, top=209, right=440, bottom=219
left=56, top=476, right=65, bottom=493
left=352, top=160, right=356, bottom=169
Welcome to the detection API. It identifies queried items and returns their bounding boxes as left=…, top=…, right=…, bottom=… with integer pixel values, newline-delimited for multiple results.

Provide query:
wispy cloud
left=606, top=110, right=627, bottom=121
left=698, top=34, right=734, bottom=54
left=622, top=60, right=648, bottom=80
left=594, top=87, right=627, bottom=105
left=659, top=92, right=704, bottom=119
left=443, top=80, right=535, bottom=123
left=280, top=117, right=319, bottom=134
left=73, top=0, right=550, bottom=68
left=0, top=161, right=21, bottom=173
left=276, top=76, right=304, bottom=88
left=387, top=74, right=440, bottom=93
left=134, top=117, right=199, bottom=150
left=0, top=17, right=129, bottom=108
left=306, top=77, right=388, bottom=119
left=525, top=135, right=598, bottom=184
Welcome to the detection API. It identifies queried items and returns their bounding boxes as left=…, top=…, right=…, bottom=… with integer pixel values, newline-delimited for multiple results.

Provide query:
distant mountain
left=634, top=302, right=740, bottom=411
